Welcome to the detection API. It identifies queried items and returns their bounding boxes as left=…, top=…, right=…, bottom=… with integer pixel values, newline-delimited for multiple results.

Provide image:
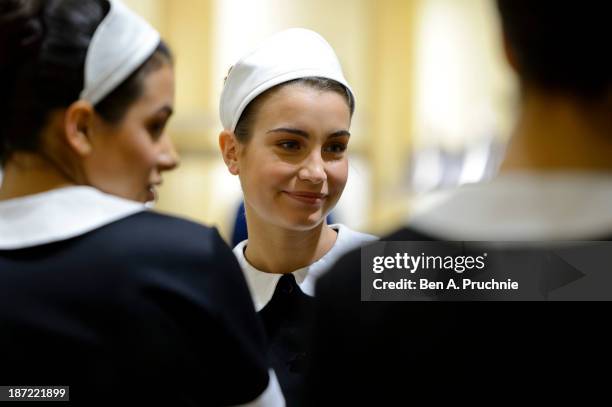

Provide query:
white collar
left=409, top=171, right=612, bottom=240
left=233, top=224, right=377, bottom=311
left=0, top=186, right=145, bottom=250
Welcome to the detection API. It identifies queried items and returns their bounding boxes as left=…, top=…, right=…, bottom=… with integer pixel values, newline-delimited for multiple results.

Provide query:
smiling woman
left=85, top=60, right=177, bottom=203
left=0, top=3, right=177, bottom=204
left=218, top=28, right=378, bottom=405
left=233, top=81, right=352, bottom=231
left=0, top=0, right=283, bottom=405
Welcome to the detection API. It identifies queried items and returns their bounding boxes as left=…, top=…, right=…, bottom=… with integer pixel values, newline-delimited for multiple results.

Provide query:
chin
left=279, top=212, right=327, bottom=231
left=125, top=191, right=148, bottom=203
left=97, top=186, right=141, bottom=203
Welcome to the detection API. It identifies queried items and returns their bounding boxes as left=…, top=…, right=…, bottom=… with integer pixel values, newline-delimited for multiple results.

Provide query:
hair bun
left=0, top=0, right=44, bottom=66
left=1, top=0, right=43, bottom=158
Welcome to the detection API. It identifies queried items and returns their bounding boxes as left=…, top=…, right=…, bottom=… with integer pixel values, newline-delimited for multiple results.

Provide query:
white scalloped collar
left=0, top=186, right=145, bottom=250
left=409, top=171, right=612, bottom=241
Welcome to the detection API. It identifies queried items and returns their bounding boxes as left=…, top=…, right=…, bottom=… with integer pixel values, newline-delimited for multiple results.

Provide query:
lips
left=283, top=191, right=328, bottom=205
left=146, top=186, right=157, bottom=203
left=146, top=182, right=162, bottom=203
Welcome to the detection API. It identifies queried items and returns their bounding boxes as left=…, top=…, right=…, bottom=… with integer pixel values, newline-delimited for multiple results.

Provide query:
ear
left=63, top=100, right=96, bottom=157
left=219, top=130, right=240, bottom=175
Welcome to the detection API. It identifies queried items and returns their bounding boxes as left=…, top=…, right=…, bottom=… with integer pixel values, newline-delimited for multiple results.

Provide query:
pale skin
left=500, top=90, right=612, bottom=173
left=499, top=38, right=612, bottom=173
left=0, top=63, right=178, bottom=203
left=220, top=84, right=352, bottom=274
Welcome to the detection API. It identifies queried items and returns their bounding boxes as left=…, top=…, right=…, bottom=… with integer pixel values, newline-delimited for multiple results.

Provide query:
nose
left=298, top=150, right=326, bottom=184
left=157, top=133, right=180, bottom=172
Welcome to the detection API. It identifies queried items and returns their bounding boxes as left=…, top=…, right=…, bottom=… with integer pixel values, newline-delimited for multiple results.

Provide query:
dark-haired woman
left=218, top=28, right=377, bottom=405
left=0, top=1, right=282, bottom=405
left=305, top=1, right=612, bottom=404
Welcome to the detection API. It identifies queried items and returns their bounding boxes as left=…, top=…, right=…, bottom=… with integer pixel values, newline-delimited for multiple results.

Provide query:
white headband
left=220, top=28, right=354, bottom=132
left=80, top=0, right=160, bottom=105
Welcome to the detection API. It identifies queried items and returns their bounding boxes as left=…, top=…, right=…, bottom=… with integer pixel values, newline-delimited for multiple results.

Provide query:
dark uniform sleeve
left=0, top=212, right=280, bottom=405
left=302, top=248, right=360, bottom=406
left=111, top=225, right=278, bottom=405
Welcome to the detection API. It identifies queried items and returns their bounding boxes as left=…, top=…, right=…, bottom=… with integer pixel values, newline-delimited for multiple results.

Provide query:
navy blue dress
left=305, top=227, right=612, bottom=405
left=0, top=211, right=272, bottom=405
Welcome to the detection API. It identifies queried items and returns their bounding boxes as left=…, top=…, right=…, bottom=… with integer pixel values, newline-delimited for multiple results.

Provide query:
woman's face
left=85, top=63, right=178, bottom=203
left=237, top=84, right=351, bottom=231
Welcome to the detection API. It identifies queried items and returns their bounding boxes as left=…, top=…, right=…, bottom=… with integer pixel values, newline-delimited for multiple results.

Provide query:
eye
left=147, top=120, right=167, bottom=140
left=323, top=142, right=347, bottom=154
left=277, top=140, right=301, bottom=151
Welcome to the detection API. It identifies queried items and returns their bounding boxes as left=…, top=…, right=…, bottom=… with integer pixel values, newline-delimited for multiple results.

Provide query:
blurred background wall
left=123, top=0, right=518, bottom=241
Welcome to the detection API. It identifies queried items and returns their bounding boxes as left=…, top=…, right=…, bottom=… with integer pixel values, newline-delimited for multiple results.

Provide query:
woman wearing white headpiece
left=0, top=1, right=283, bottom=405
left=219, top=28, right=377, bottom=405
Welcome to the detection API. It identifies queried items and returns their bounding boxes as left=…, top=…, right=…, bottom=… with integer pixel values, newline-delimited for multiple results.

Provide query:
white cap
left=80, top=0, right=160, bottom=105
left=220, top=28, right=354, bottom=132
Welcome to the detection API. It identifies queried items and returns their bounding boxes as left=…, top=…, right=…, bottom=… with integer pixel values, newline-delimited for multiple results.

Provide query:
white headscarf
left=219, top=28, right=354, bottom=132
left=79, top=0, right=160, bottom=105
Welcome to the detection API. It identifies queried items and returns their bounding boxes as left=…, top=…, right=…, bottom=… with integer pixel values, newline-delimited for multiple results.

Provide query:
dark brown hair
left=233, top=77, right=355, bottom=143
left=0, top=0, right=173, bottom=164
left=497, top=0, right=611, bottom=101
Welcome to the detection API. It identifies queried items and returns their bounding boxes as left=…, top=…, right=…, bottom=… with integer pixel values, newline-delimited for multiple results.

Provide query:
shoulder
left=232, top=239, right=248, bottom=260
left=87, top=210, right=226, bottom=255
left=317, top=226, right=438, bottom=295
left=308, top=224, right=377, bottom=277
left=323, top=224, right=378, bottom=272
left=333, top=223, right=378, bottom=247
left=231, top=239, right=252, bottom=276
left=316, top=226, right=368, bottom=299
left=106, top=210, right=217, bottom=239
left=382, top=226, right=441, bottom=241
left=71, top=211, right=243, bottom=293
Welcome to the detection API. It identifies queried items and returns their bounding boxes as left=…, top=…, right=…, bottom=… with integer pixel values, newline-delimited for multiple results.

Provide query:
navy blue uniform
left=305, top=227, right=612, bottom=404
left=0, top=212, right=271, bottom=406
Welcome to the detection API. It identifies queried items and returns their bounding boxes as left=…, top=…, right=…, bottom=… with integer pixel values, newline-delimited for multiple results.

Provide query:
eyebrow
left=267, top=127, right=351, bottom=139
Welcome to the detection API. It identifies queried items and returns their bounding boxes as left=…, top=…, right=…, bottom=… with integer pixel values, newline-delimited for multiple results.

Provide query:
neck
left=243, top=204, right=338, bottom=274
left=0, top=153, right=75, bottom=201
left=500, top=90, right=612, bottom=174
